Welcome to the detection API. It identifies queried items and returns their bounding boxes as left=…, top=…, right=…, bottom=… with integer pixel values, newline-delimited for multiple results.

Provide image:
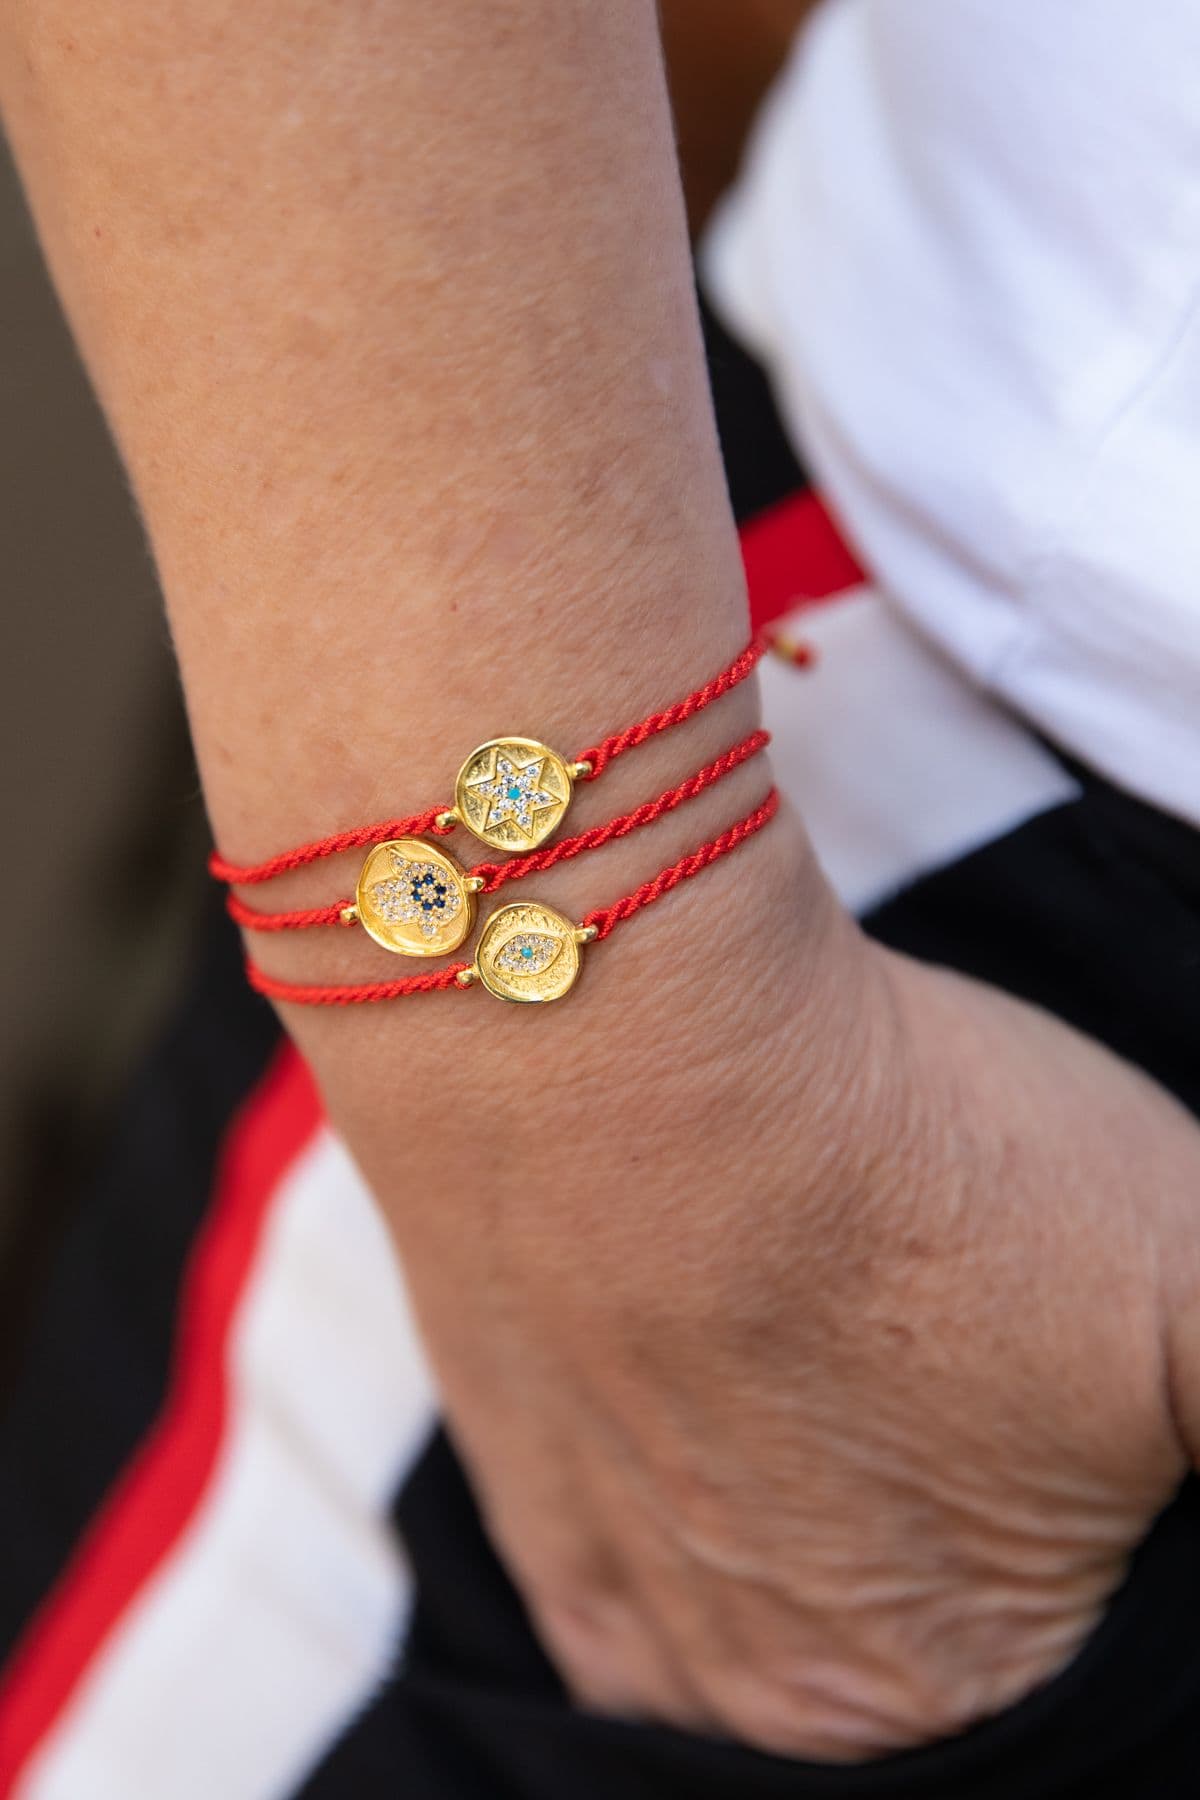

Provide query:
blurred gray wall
left=0, top=141, right=207, bottom=1275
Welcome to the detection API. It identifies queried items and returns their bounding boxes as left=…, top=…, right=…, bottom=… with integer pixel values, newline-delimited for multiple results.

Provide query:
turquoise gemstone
left=520, top=945, right=534, bottom=959
left=507, top=784, right=522, bottom=801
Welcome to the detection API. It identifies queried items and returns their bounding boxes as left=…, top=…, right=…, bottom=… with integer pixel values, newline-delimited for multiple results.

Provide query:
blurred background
left=0, top=146, right=208, bottom=1369
left=0, top=1, right=814, bottom=1374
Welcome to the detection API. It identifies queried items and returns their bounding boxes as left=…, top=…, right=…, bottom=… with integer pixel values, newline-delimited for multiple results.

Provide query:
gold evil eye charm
left=450, top=738, right=586, bottom=853
left=473, top=901, right=593, bottom=1003
left=353, top=838, right=479, bottom=957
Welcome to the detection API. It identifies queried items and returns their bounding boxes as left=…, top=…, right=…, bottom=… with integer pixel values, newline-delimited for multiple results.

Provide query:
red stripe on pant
left=0, top=1044, right=323, bottom=1793
left=742, top=489, right=866, bottom=630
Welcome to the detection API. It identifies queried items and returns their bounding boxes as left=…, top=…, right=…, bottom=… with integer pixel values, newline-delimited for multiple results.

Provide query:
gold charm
left=355, top=838, right=477, bottom=957
left=452, top=738, right=581, bottom=852
left=474, top=901, right=592, bottom=1003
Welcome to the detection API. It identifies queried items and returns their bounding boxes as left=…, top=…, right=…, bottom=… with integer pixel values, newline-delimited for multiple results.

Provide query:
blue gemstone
left=507, top=785, right=522, bottom=801
left=422, top=901, right=433, bottom=911
left=520, top=945, right=534, bottom=960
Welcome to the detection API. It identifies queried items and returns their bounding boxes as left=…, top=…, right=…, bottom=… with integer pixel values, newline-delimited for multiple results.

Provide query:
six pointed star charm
left=454, top=736, right=576, bottom=850
left=466, top=749, right=558, bottom=839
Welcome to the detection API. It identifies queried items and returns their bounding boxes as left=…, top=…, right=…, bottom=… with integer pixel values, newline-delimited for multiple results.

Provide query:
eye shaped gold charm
left=474, top=901, right=590, bottom=1003
left=451, top=737, right=582, bottom=852
left=355, top=838, right=477, bottom=957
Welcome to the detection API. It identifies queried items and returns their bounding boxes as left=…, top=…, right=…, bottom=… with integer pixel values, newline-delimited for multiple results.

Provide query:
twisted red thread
left=229, top=728, right=770, bottom=931
left=581, top=788, right=779, bottom=942
left=572, top=638, right=765, bottom=781
left=209, top=805, right=455, bottom=888
left=246, top=960, right=472, bottom=1007
left=226, top=896, right=351, bottom=932
left=210, top=638, right=763, bottom=887
left=476, top=727, right=768, bottom=890
left=243, top=789, right=778, bottom=1005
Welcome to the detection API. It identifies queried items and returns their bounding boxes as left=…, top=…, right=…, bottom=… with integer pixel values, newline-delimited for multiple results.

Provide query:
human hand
left=301, top=807, right=1200, bottom=1763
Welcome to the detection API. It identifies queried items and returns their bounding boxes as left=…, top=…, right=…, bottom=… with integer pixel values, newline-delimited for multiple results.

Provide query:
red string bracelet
left=209, top=637, right=766, bottom=886
left=226, top=727, right=770, bottom=934
left=245, top=788, right=779, bottom=1008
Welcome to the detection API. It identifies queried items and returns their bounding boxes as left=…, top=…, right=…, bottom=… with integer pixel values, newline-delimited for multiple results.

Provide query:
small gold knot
left=435, top=809, right=459, bottom=830
left=455, top=966, right=478, bottom=987
left=339, top=904, right=359, bottom=927
left=569, top=760, right=593, bottom=780
left=766, top=633, right=816, bottom=669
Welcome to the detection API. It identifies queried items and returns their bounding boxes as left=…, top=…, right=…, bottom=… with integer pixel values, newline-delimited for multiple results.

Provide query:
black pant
left=302, top=767, right=1200, bottom=1799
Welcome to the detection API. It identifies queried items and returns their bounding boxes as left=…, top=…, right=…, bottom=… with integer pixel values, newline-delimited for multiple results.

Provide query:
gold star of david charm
left=446, top=738, right=590, bottom=853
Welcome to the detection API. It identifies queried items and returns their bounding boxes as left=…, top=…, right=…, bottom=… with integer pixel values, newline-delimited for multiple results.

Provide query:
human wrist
left=223, top=632, right=768, bottom=987
left=287, top=791, right=871, bottom=1234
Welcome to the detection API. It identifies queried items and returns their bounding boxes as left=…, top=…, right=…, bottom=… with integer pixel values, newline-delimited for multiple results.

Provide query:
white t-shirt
left=705, top=0, right=1200, bottom=829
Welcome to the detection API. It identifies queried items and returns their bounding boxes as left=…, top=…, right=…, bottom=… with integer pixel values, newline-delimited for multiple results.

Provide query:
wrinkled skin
left=307, top=815, right=1200, bottom=1760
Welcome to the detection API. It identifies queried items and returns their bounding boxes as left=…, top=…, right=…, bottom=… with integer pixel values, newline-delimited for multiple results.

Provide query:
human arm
left=5, top=0, right=1200, bottom=1758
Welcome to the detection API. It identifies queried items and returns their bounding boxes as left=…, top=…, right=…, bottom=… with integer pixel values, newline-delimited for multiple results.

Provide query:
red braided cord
left=244, top=787, right=778, bottom=1005
left=227, top=896, right=350, bottom=932
left=476, top=727, right=769, bottom=890
left=210, top=638, right=764, bottom=887
left=210, top=805, right=455, bottom=888
left=581, top=787, right=779, bottom=942
left=229, top=728, right=770, bottom=931
left=572, top=637, right=766, bottom=780
left=246, top=959, right=472, bottom=1007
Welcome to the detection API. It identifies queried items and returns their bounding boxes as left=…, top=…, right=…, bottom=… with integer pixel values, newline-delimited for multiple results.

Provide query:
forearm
left=0, top=0, right=752, bottom=865
left=0, top=0, right=844, bottom=1220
